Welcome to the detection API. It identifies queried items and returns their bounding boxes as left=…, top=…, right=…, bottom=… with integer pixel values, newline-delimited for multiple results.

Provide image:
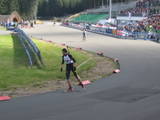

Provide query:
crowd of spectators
left=118, top=14, right=160, bottom=40
left=122, top=15, right=160, bottom=32
left=136, top=0, right=160, bottom=8
left=140, top=15, right=160, bottom=33
left=0, top=20, right=35, bottom=29
left=117, top=0, right=160, bottom=40
left=120, top=8, right=148, bottom=17
left=120, top=0, right=160, bottom=16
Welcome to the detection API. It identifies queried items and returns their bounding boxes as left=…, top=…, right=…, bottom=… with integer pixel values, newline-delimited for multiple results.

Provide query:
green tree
left=0, top=0, right=10, bottom=14
left=9, top=0, right=20, bottom=13
left=0, top=0, right=136, bottom=19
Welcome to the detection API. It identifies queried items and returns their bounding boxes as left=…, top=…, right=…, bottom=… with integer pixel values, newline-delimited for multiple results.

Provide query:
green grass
left=0, top=34, right=96, bottom=90
left=0, top=26, right=6, bottom=31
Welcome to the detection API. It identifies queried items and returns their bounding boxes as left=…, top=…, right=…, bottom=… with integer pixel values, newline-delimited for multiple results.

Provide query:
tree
left=0, top=0, right=39, bottom=20
left=0, top=0, right=136, bottom=19
left=18, top=0, right=39, bottom=20
left=9, top=0, right=20, bottom=13
left=0, top=0, right=10, bottom=14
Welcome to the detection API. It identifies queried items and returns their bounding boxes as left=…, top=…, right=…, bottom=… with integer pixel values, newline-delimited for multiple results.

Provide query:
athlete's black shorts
left=66, top=63, right=78, bottom=80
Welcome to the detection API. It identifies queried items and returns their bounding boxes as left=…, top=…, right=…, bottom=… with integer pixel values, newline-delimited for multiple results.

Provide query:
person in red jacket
left=61, top=48, right=84, bottom=91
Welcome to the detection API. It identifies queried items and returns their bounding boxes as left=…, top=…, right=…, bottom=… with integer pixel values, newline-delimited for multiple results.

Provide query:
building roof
left=0, top=11, right=22, bottom=22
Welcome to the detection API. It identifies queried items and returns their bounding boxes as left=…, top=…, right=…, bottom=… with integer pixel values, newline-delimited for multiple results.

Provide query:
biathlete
left=82, top=29, right=86, bottom=40
left=61, top=48, right=84, bottom=91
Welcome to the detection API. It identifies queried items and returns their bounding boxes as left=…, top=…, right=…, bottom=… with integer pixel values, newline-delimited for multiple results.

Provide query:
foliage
left=0, top=0, right=134, bottom=19
left=0, top=0, right=38, bottom=20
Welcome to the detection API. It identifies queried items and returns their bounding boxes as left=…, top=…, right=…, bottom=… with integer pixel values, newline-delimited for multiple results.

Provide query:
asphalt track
left=1, top=23, right=160, bottom=120
left=0, top=30, right=11, bottom=35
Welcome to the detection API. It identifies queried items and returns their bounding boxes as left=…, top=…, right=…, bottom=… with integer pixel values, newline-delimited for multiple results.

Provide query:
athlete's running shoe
left=67, top=87, right=73, bottom=92
left=78, top=82, right=84, bottom=88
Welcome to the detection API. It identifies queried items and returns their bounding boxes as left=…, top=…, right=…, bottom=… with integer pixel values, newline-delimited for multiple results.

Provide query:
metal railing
left=63, top=23, right=160, bottom=43
left=15, top=28, right=44, bottom=67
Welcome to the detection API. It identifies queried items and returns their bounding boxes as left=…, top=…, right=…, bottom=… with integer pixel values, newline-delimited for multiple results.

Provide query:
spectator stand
left=63, top=0, right=160, bottom=43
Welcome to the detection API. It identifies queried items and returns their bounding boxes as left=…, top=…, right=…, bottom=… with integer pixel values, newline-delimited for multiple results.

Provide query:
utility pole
left=109, top=0, right=112, bottom=19
left=102, top=0, right=104, bottom=7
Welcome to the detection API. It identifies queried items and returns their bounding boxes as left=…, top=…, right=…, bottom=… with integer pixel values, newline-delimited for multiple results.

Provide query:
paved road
left=1, top=23, right=160, bottom=120
left=0, top=30, right=11, bottom=35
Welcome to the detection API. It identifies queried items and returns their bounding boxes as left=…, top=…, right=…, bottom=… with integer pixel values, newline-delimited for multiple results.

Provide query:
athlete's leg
left=72, top=66, right=84, bottom=88
left=67, top=80, right=72, bottom=91
left=83, top=34, right=86, bottom=40
left=66, top=65, right=73, bottom=91
left=73, top=71, right=81, bottom=82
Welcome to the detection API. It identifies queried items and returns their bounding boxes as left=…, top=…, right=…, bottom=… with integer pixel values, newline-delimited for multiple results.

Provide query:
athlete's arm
left=69, top=54, right=77, bottom=67
left=61, top=56, right=64, bottom=72
left=68, top=54, right=76, bottom=63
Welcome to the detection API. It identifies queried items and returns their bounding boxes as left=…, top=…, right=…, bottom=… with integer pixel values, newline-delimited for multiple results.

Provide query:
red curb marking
left=97, top=52, right=104, bottom=56
left=76, top=48, right=82, bottom=50
left=61, top=43, right=66, bottom=46
left=0, top=96, right=11, bottom=101
left=114, top=58, right=119, bottom=62
left=113, top=69, right=120, bottom=73
left=82, top=80, right=91, bottom=85
left=48, top=40, right=52, bottom=43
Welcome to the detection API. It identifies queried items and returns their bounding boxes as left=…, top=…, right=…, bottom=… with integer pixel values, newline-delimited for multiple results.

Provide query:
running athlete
left=61, top=48, right=84, bottom=91
left=82, top=29, right=86, bottom=40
